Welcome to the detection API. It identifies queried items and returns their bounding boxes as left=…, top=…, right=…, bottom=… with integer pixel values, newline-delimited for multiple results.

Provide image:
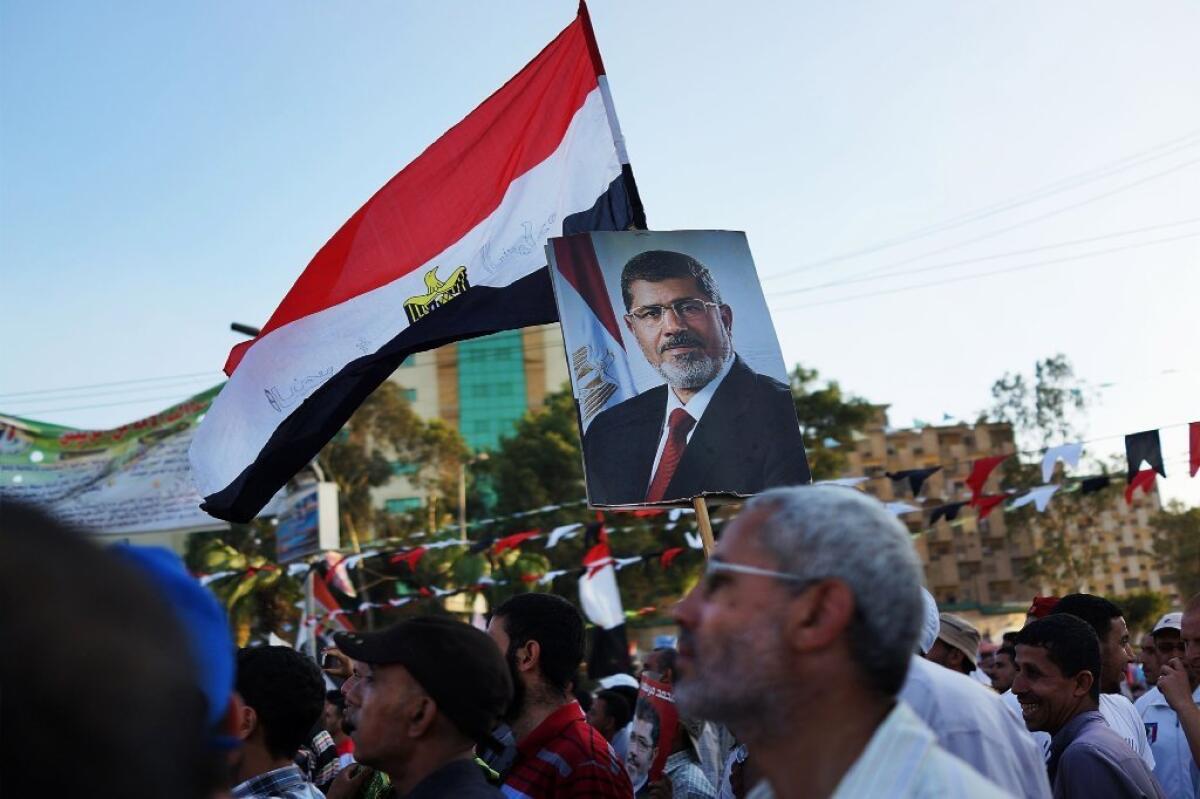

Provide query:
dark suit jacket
left=581, top=356, right=811, bottom=506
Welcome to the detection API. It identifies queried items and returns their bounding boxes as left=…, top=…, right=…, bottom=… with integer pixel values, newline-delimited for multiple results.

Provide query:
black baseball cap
left=335, top=616, right=512, bottom=747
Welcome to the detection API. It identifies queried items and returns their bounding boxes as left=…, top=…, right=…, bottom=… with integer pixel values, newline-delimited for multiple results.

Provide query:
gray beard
left=674, top=623, right=792, bottom=735
left=655, top=350, right=729, bottom=390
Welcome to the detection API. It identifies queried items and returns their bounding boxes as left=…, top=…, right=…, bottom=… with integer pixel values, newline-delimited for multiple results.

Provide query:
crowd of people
left=5, top=484, right=1200, bottom=798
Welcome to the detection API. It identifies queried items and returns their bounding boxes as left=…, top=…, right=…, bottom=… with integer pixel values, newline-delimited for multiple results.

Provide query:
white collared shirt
left=1139, top=684, right=1200, bottom=799
left=647, top=355, right=735, bottom=490
left=745, top=702, right=1010, bottom=799
left=900, top=655, right=1050, bottom=798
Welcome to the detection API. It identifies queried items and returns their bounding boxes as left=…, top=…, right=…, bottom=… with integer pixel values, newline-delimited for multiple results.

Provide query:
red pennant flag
left=519, top=573, right=544, bottom=583
left=311, top=572, right=354, bottom=633
left=493, top=530, right=541, bottom=556
left=582, top=536, right=614, bottom=579
left=660, top=547, right=684, bottom=569
left=973, top=494, right=1007, bottom=519
left=966, top=455, right=1009, bottom=499
left=322, top=552, right=357, bottom=597
left=390, top=546, right=428, bottom=571
left=632, top=509, right=666, bottom=518
left=1190, top=421, right=1199, bottom=478
left=1125, top=469, right=1157, bottom=505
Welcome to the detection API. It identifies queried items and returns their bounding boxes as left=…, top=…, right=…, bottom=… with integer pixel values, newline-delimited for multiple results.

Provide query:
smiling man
left=581, top=249, right=809, bottom=506
left=1013, top=614, right=1164, bottom=798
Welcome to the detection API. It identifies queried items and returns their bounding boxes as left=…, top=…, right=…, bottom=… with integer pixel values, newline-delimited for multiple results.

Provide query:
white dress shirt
left=745, top=701, right=1010, bottom=798
left=1139, top=684, right=1200, bottom=799
left=647, top=355, right=734, bottom=488
left=900, top=655, right=1051, bottom=798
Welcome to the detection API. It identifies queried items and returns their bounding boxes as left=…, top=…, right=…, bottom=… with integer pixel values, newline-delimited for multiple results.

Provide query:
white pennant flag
left=1010, top=485, right=1060, bottom=513
left=1041, top=443, right=1083, bottom=483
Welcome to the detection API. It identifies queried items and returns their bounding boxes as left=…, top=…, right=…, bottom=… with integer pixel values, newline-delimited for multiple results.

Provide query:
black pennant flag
left=1125, top=430, right=1166, bottom=483
left=1080, top=475, right=1112, bottom=494
left=929, top=501, right=969, bottom=525
left=886, top=467, right=941, bottom=497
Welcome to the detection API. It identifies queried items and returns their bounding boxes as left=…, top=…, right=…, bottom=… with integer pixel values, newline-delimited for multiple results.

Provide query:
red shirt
left=502, top=701, right=632, bottom=799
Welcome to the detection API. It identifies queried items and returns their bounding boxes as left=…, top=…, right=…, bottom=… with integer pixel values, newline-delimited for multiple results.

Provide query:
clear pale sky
left=2, top=2, right=1197, bottom=505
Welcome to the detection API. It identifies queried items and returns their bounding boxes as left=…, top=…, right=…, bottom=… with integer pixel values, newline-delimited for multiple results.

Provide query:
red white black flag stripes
left=190, top=3, right=644, bottom=521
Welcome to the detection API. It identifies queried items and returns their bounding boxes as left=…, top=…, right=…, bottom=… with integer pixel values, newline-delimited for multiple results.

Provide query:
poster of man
left=546, top=230, right=810, bottom=507
left=626, top=675, right=678, bottom=791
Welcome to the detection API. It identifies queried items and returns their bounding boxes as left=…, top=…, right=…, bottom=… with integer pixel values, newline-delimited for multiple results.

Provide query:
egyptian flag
left=547, top=234, right=639, bottom=431
left=579, top=524, right=633, bottom=679
left=190, top=2, right=645, bottom=522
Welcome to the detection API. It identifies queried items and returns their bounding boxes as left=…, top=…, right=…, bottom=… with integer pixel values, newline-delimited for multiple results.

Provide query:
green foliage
left=317, top=381, right=468, bottom=544
left=988, top=354, right=1111, bottom=592
left=788, top=365, right=876, bottom=480
left=1112, top=590, right=1171, bottom=635
left=481, top=387, right=586, bottom=517
left=183, top=524, right=303, bottom=646
left=989, top=353, right=1090, bottom=450
left=1151, top=503, right=1200, bottom=599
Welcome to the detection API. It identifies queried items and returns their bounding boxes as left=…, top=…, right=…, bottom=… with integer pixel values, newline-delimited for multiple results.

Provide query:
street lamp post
left=458, top=452, right=489, bottom=541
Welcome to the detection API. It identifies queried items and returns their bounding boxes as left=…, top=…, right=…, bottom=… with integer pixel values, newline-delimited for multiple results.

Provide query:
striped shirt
left=502, top=701, right=632, bottom=799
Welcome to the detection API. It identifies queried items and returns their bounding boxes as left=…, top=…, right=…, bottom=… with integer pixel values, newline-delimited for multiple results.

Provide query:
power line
left=0, top=375, right=223, bottom=407
left=4, top=392, right=215, bottom=418
left=772, top=216, right=1200, bottom=297
left=760, top=127, right=1200, bottom=280
left=766, top=153, right=1200, bottom=286
left=0, top=370, right=223, bottom=401
left=768, top=230, right=1200, bottom=313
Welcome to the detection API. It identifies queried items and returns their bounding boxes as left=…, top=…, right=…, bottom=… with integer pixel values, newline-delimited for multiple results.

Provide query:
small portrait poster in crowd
left=546, top=229, right=811, bottom=508
left=626, top=675, right=679, bottom=790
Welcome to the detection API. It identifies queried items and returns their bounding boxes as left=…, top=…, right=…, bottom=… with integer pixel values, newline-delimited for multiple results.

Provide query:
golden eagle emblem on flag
left=403, top=266, right=470, bottom=323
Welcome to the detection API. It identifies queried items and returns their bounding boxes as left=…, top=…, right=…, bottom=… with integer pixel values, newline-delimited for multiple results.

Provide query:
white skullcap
left=919, top=587, right=940, bottom=655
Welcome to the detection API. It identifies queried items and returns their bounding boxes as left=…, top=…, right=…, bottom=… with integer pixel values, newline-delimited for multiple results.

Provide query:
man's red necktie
left=645, top=408, right=695, bottom=503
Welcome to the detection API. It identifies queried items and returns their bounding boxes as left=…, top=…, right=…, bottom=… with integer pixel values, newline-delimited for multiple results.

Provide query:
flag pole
left=692, top=497, right=716, bottom=558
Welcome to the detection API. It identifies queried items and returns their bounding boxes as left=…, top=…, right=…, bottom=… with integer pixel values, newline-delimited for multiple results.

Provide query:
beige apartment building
left=843, top=408, right=1169, bottom=637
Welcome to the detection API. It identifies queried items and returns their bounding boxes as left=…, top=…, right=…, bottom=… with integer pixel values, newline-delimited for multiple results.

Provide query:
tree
left=317, top=381, right=468, bottom=546
left=1112, top=590, right=1171, bottom=636
left=481, top=387, right=587, bottom=517
left=184, top=521, right=303, bottom=646
left=989, top=353, right=1090, bottom=451
left=789, top=366, right=876, bottom=480
left=987, top=354, right=1112, bottom=593
left=1151, top=502, right=1200, bottom=599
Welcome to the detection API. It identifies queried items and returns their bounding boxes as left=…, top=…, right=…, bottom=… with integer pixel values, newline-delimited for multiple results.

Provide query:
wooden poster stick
left=692, top=497, right=716, bottom=558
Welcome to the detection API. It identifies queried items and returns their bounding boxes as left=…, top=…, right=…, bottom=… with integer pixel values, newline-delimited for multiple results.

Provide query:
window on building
left=390, top=462, right=418, bottom=476
left=402, top=388, right=417, bottom=403
left=385, top=497, right=422, bottom=515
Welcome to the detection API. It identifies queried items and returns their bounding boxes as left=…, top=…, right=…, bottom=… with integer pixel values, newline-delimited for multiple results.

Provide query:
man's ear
left=408, top=695, right=438, bottom=738
left=719, top=304, right=733, bottom=334
left=515, top=639, right=541, bottom=675
left=1072, top=669, right=1095, bottom=699
left=236, top=700, right=257, bottom=742
left=784, top=579, right=854, bottom=652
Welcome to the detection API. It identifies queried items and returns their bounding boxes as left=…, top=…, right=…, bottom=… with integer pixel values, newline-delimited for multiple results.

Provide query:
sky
left=2, top=1, right=1197, bottom=505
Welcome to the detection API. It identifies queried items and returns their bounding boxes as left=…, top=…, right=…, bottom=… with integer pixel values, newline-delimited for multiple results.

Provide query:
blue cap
left=111, top=545, right=236, bottom=731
